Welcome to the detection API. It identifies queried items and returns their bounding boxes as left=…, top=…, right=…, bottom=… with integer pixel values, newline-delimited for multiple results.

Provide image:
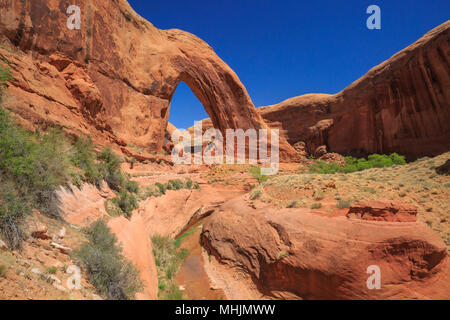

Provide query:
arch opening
left=167, top=81, right=210, bottom=131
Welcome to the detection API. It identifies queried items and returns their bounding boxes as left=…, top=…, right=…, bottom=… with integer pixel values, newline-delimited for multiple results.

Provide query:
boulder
left=347, top=200, right=418, bottom=222
left=29, top=222, right=50, bottom=240
left=201, top=196, right=450, bottom=299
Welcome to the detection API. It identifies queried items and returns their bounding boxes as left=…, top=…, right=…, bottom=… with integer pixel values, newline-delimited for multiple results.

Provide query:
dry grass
left=253, top=152, right=450, bottom=252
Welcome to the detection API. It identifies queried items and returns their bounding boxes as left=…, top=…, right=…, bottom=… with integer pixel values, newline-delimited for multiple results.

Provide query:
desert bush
left=115, top=190, right=138, bottom=218
left=249, top=166, right=269, bottom=183
left=0, top=61, right=12, bottom=98
left=166, top=179, right=184, bottom=191
left=313, top=189, right=325, bottom=201
left=46, top=266, right=57, bottom=274
left=0, top=264, right=7, bottom=278
left=0, top=180, right=29, bottom=249
left=250, top=188, right=262, bottom=200
left=185, top=178, right=193, bottom=189
left=311, top=203, right=322, bottom=209
left=337, top=199, right=351, bottom=209
left=164, top=282, right=183, bottom=300
left=1, top=108, right=73, bottom=219
left=71, top=137, right=104, bottom=187
left=152, top=235, right=187, bottom=300
left=155, top=182, right=167, bottom=195
left=309, top=153, right=406, bottom=174
left=75, top=220, right=142, bottom=300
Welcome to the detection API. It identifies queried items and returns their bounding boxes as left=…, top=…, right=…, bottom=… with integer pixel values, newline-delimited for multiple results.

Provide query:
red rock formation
left=201, top=196, right=450, bottom=299
left=347, top=200, right=418, bottom=222
left=259, top=22, right=450, bottom=158
left=190, top=22, right=450, bottom=159
left=0, top=0, right=297, bottom=160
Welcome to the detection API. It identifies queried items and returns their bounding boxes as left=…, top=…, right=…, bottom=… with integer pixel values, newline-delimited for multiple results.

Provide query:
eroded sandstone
left=201, top=196, right=450, bottom=299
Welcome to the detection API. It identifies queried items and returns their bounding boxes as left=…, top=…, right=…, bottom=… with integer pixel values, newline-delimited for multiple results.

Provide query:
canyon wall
left=260, top=21, right=450, bottom=158
left=194, top=21, right=450, bottom=159
left=0, top=0, right=297, bottom=160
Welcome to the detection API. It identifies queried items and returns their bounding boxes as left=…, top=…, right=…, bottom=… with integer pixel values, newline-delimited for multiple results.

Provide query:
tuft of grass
left=249, top=166, right=269, bottom=183
left=250, top=188, right=262, bottom=200
left=74, top=220, right=142, bottom=300
left=0, top=264, right=7, bottom=278
left=313, top=189, right=325, bottom=201
left=277, top=251, right=288, bottom=260
left=152, top=235, right=187, bottom=300
left=174, top=228, right=197, bottom=249
left=337, top=199, right=351, bottom=209
left=46, top=266, right=57, bottom=275
left=311, top=203, right=322, bottom=210
left=309, top=153, right=406, bottom=174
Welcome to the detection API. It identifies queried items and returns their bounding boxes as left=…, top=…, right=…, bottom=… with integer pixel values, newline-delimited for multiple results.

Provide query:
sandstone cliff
left=193, top=21, right=450, bottom=159
left=0, top=0, right=297, bottom=160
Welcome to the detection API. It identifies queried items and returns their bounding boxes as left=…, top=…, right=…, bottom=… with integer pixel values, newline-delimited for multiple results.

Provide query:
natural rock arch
left=0, top=0, right=297, bottom=160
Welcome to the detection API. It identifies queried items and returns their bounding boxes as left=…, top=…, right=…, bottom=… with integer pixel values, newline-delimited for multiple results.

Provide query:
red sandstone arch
left=0, top=0, right=297, bottom=160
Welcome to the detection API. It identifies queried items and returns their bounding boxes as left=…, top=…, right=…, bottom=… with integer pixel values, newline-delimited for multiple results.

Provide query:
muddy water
left=174, top=222, right=226, bottom=300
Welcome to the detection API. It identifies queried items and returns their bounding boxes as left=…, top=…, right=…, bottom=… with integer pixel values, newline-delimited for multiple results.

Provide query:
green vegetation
left=0, top=100, right=139, bottom=247
left=249, top=188, right=262, bottom=200
left=249, top=166, right=269, bottom=183
left=0, top=61, right=12, bottom=97
left=105, top=191, right=138, bottom=218
left=138, top=179, right=200, bottom=201
left=74, top=220, right=142, bottom=300
left=46, top=266, right=57, bottom=275
left=277, top=251, right=288, bottom=260
left=313, top=189, right=325, bottom=201
left=174, top=227, right=198, bottom=249
left=337, top=199, right=352, bottom=209
left=0, top=264, right=7, bottom=278
left=309, top=153, right=407, bottom=174
left=311, top=203, right=322, bottom=209
left=152, top=235, right=188, bottom=300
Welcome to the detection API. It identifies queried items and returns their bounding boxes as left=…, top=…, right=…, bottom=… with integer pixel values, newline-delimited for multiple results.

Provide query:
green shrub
left=46, top=266, right=57, bottom=274
left=165, top=282, right=183, bottom=300
left=71, top=137, right=104, bottom=187
left=0, top=264, right=7, bottom=278
left=0, top=61, right=12, bottom=98
left=0, top=180, right=29, bottom=249
left=125, top=180, right=139, bottom=194
left=250, top=189, right=262, bottom=200
left=155, top=182, right=166, bottom=195
left=249, top=167, right=269, bottom=183
left=152, top=235, right=187, bottom=300
left=75, top=220, right=142, bottom=300
left=167, top=179, right=184, bottom=191
left=309, top=153, right=407, bottom=174
left=337, top=199, right=351, bottom=209
left=185, top=179, right=193, bottom=189
left=114, top=190, right=138, bottom=218
left=0, top=110, right=72, bottom=216
left=311, top=203, right=322, bottom=209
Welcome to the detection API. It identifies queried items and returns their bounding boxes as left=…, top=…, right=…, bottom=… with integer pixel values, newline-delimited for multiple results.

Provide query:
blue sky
left=128, top=0, right=449, bottom=129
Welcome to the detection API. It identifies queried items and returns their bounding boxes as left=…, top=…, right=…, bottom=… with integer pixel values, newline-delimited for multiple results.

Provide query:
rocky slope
left=192, top=21, right=450, bottom=159
left=201, top=196, right=450, bottom=299
left=0, top=0, right=297, bottom=161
